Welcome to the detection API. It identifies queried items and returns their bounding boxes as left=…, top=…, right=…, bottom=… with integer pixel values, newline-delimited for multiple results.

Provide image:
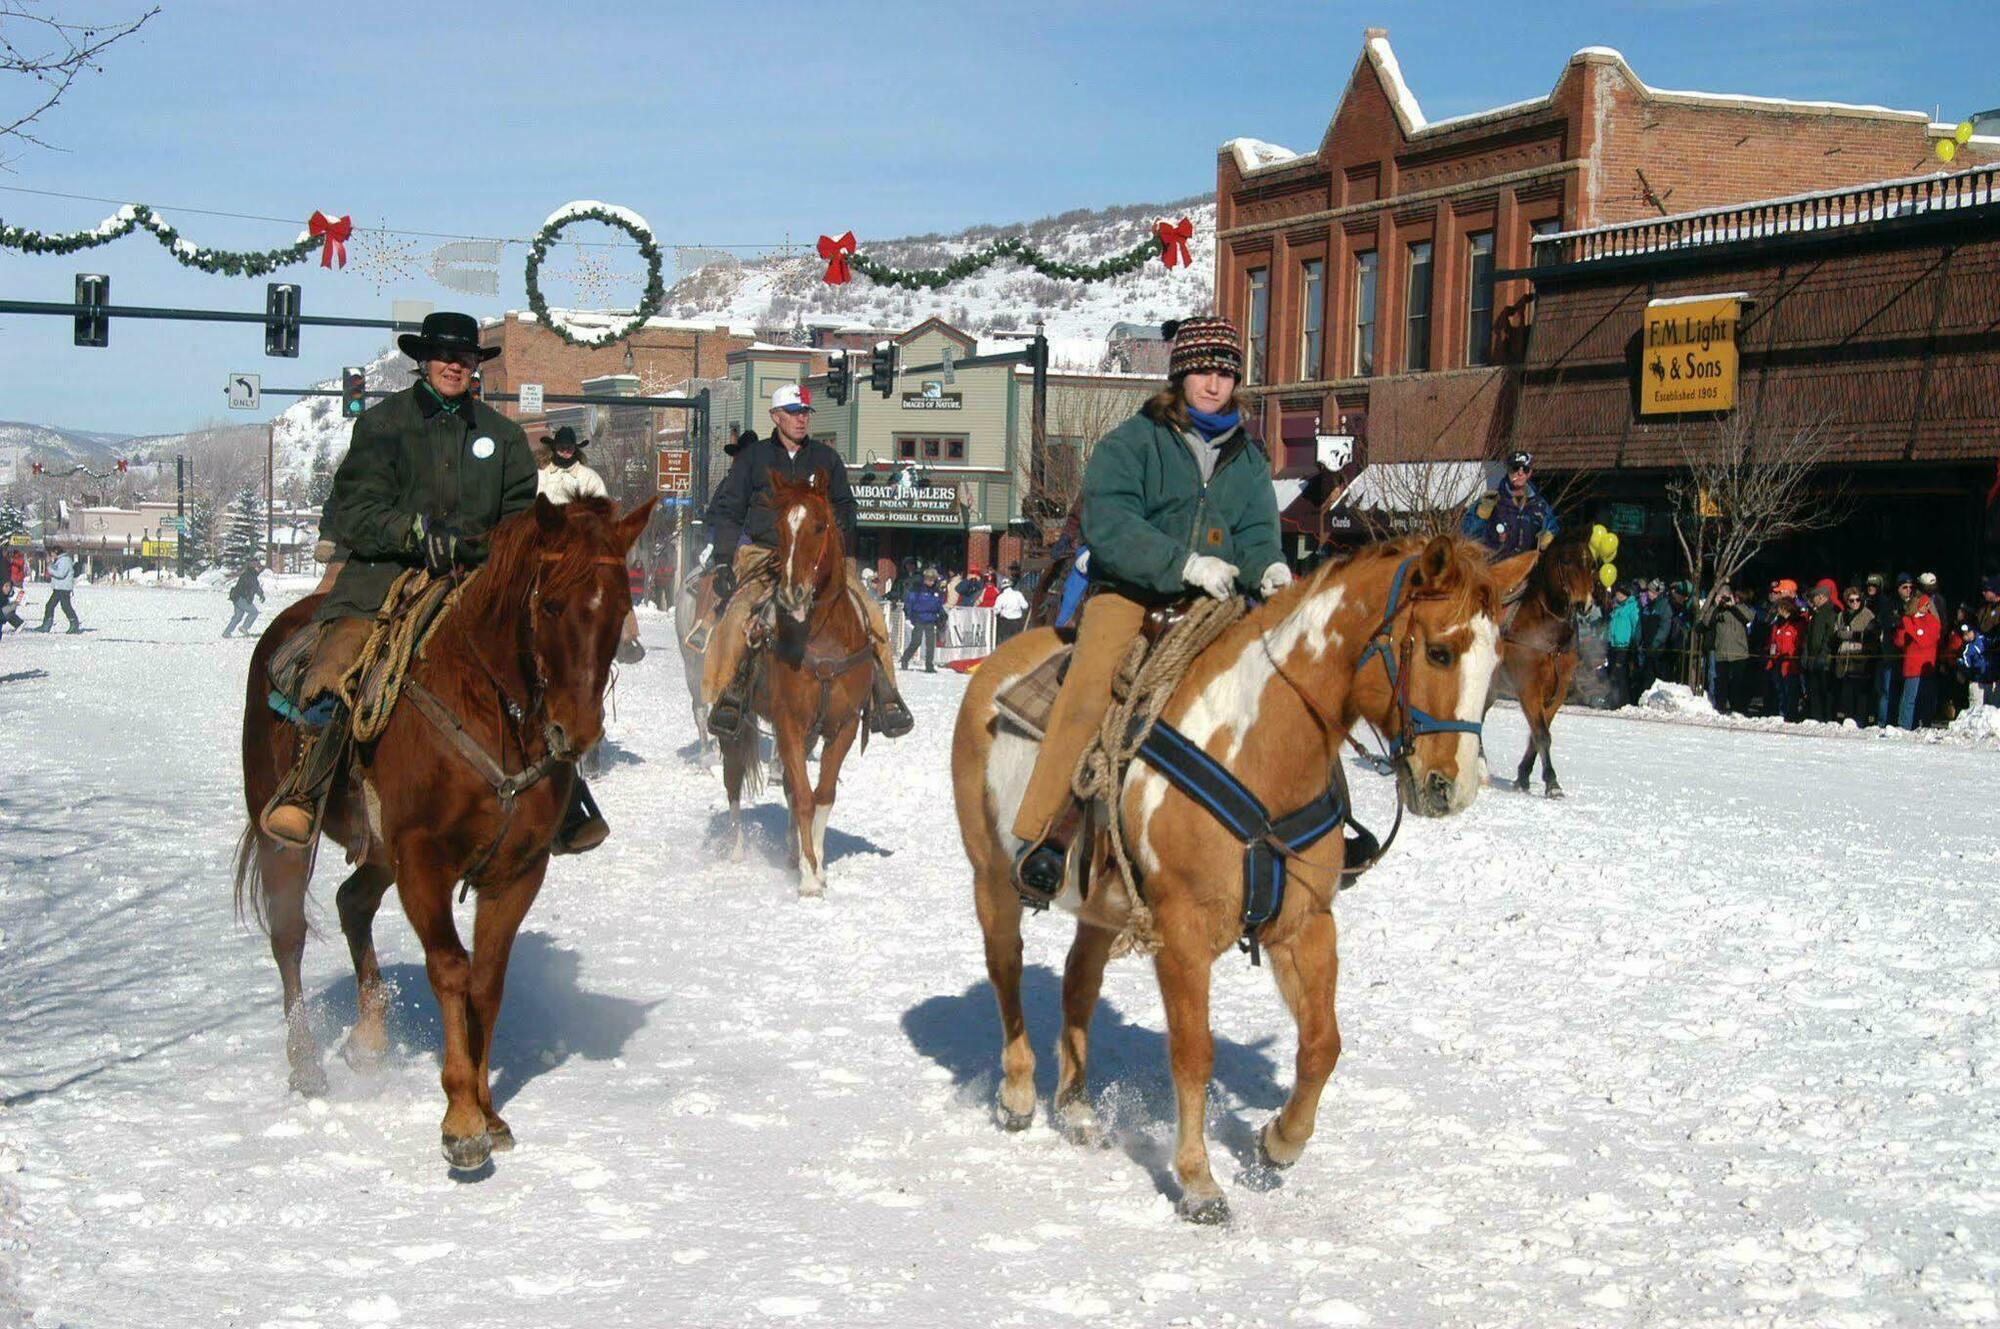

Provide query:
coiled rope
left=341, top=568, right=473, bottom=744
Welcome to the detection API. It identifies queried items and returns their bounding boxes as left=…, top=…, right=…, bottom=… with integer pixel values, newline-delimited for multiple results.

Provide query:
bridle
left=1353, top=555, right=1486, bottom=765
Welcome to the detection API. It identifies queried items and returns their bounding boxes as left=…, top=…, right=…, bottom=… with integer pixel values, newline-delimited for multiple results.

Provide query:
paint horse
left=1492, top=533, right=1596, bottom=797
left=716, top=470, right=874, bottom=896
left=236, top=495, right=655, bottom=1172
left=953, top=535, right=1535, bottom=1223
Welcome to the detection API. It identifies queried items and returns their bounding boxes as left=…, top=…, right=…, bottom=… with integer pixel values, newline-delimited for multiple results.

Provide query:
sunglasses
left=1507, top=464, right=1530, bottom=473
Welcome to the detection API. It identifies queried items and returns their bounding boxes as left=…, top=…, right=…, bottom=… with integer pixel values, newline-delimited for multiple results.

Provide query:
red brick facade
left=476, top=314, right=752, bottom=429
left=1217, top=31, right=1997, bottom=467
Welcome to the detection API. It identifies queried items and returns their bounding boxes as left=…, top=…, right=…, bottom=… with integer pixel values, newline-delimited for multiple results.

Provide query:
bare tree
left=1023, top=380, right=1147, bottom=540
left=1352, top=439, right=1490, bottom=541
left=1, top=2, right=158, bottom=164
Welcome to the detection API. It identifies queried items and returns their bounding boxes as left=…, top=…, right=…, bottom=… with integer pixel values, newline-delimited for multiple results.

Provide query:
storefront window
left=1298, top=259, right=1324, bottom=381
left=1353, top=251, right=1378, bottom=377
left=1466, top=232, right=1495, bottom=366
left=1405, top=241, right=1432, bottom=371
left=895, top=435, right=967, bottom=463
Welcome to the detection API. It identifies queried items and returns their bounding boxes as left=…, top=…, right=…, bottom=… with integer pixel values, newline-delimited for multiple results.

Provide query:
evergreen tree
left=307, top=442, right=335, bottom=507
left=181, top=493, right=220, bottom=575
left=222, top=486, right=265, bottom=572
left=0, top=496, right=25, bottom=542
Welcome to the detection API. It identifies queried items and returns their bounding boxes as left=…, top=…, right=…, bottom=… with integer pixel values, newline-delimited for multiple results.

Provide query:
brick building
left=475, top=312, right=753, bottom=435
left=1215, top=28, right=1997, bottom=536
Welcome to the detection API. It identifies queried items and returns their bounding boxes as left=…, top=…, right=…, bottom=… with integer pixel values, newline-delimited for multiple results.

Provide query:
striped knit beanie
left=1164, top=316, right=1243, bottom=380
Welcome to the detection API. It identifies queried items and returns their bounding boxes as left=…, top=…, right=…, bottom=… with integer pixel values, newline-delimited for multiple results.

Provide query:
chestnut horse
left=1492, top=534, right=1596, bottom=797
left=953, top=536, right=1535, bottom=1223
left=236, top=494, right=655, bottom=1171
left=718, top=469, right=873, bottom=897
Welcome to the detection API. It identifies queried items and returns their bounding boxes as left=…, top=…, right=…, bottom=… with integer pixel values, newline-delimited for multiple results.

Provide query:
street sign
left=657, top=448, right=693, bottom=495
left=1640, top=295, right=1739, bottom=415
left=227, top=373, right=261, bottom=410
left=519, top=381, right=544, bottom=415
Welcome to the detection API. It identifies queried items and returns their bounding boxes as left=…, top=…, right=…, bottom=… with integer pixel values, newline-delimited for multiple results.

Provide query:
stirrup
left=1012, top=838, right=1068, bottom=907
left=553, top=777, right=609, bottom=856
left=870, top=679, right=914, bottom=738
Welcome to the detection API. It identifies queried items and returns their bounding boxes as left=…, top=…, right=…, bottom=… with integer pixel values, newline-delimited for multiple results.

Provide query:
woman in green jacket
left=1012, top=316, right=1287, bottom=896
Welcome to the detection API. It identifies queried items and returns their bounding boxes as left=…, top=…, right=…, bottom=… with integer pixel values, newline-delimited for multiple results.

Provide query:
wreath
left=524, top=201, right=666, bottom=348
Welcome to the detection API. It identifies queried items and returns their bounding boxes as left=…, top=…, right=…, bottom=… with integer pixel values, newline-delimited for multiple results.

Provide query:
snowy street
left=3, top=583, right=1998, bottom=1328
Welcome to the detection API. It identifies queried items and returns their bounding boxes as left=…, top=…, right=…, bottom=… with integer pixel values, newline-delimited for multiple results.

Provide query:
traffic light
left=826, top=351, right=851, bottom=406
left=74, top=273, right=109, bottom=347
left=265, top=283, right=301, bottom=358
left=341, top=367, right=367, bottom=419
left=868, top=340, right=897, bottom=398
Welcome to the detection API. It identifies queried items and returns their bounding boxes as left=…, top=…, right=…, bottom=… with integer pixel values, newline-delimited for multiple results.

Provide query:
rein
left=1353, top=556, right=1485, bottom=764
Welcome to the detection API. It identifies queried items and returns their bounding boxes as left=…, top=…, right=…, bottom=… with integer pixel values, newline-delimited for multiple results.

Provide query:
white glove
left=1182, top=552, right=1239, bottom=600
left=1258, top=562, right=1294, bottom=598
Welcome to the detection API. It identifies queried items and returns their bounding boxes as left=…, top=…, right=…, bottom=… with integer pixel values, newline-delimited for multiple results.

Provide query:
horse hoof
left=1545, top=784, right=1565, bottom=800
left=1513, top=777, right=1531, bottom=793
left=1176, top=1192, right=1231, bottom=1226
left=341, top=1039, right=388, bottom=1073
left=798, top=878, right=825, bottom=900
left=289, top=1064, right=329, bottom=1098
left=441, top=1131, right=493, bottom=1172
left=996, top=1104, right=1034, bottom=1133
left=1256, top=1121, right=1298, bottom=1173
left=486, top=1121, right=515, bottom=1153
left=1054, top=1105, right=1107, bottom=1149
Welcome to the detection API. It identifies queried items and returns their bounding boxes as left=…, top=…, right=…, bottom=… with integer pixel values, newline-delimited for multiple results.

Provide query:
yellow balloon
left=1591, top=523, right=1608, bottom=540
left=1956, top=119, right=1976, bottom=145
left=1599, top=563, right=1617, bottom=589
left=1602, top=532, right=1619, bottom=562
left=1938, top=138, right=1959, bottom=163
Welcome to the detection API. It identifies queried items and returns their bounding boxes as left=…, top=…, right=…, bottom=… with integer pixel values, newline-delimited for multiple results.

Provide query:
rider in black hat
left=261, top=311, right=609, bottom=850
left=537, top=425, right=608, bottom=504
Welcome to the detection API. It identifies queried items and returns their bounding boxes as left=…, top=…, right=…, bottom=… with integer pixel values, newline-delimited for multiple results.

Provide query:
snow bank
left=1628, top=680, right=2000, bottom=749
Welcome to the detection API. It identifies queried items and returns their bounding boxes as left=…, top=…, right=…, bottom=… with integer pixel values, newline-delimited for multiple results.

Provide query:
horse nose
left=1424, top=770, right=1452, bottom=808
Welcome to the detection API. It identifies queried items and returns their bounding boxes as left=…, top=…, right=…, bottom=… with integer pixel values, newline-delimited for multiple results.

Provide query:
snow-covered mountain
left=661, top=195, right=1217, bottom=347
left=269, top=343, right=406, bottom=493
left=0, top=421, right=133, bottom=483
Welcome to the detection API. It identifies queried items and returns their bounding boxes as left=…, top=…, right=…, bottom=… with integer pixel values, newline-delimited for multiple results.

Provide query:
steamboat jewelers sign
left=1639, top=294, right=1741, bottom=415
left=852, top=482, right=968, bottom=528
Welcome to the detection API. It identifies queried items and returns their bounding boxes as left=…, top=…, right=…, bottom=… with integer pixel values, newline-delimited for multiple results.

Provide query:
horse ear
left=809, top=468, right=825, bottom=491
left=613, top=494, right=660, bottom=554
left=1492, top=549, right=1539, bottom=603
left=1410, top=534, right=1457, bottom=589
left=534, top=493, right=564, bottom=535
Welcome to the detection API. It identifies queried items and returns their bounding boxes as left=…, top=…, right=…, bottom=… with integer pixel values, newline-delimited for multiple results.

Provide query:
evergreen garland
left=524, top=204, right=667, bottom=349
left=0, top=204, right=317, bottom=277
left=848, top=232, right=1167, bottom=291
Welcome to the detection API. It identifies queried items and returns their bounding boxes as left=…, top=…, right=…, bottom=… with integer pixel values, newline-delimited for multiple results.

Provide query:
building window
left=1298, top=259, right=1324, bottom=381
left=1352, top=251, right=1378, bottom=377
left=946, top=438, right=965, bottom=461
left=1466, top=232, right=1495, bottom=366
left=1404, top=241, right=1433, bottom=372
left=896, top=436, right=966, bottom=463
left=897, top=438, right=918, bottom=460
left=1245, top=267, right=1270, bottom=386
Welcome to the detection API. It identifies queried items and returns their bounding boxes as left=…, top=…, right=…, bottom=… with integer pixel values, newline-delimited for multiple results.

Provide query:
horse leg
left=1155, top=916, right=1226, bottom=1223
left=802, top=713, right=859, bottom=896
left=721, top=729, right=747, bottom=862
left=1541, top=662, right=1575, bottom=798
left=1053, top=921, right=1116, bottom=1145
left=335, top=863, right=396, bottom=1070
left=973, top=853, right=1035, bottom=1131
left=394, top=836, right=489, bottom=1171
left=1258, top=912, right=1342, bottom=1172
left=262, top=838, right=326, bottom=1097
left=467, top=857, right=550, bottom=1152
left=773, top=712, right=818, bottom=897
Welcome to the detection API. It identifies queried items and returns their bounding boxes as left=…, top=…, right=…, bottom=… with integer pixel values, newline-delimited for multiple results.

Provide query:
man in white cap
left=700, top=383, right=913, bottom=739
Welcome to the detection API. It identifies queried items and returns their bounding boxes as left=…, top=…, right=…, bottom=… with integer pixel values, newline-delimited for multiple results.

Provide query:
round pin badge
left=471, top=437, right=496, bottom=459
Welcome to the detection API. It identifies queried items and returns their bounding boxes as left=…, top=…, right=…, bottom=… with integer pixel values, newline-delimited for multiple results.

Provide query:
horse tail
left=732, top=719, right=765, bottom=803
left=232, top=823, right=268, bottom=934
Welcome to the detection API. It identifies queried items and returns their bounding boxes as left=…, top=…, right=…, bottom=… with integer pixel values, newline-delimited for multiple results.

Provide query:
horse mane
left=1260, top=534, right=1505, bottom=628
left=462, top=497, right=621, bottom=625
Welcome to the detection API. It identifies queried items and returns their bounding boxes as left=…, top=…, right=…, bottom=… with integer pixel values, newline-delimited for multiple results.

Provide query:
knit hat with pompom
left=1163, top=316, right=1243, bottom=380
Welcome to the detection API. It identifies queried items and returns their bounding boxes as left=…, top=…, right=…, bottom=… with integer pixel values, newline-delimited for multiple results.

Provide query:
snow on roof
left=1365, top=31, right=1427, bottom=132
left=1647, top=291, right=1752, bottom=307
left=1222, top=137, right=1301, bottom=175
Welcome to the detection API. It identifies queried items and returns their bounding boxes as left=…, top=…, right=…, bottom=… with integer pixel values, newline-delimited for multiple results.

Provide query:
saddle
left=993, top=598, right=1191, bottom=739
left=341, top=571, right=463, bottom=740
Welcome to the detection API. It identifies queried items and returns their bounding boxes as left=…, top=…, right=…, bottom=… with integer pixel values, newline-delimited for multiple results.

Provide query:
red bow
left=1155, top=216, right=1194, bottom=269
left=309, top=211, right=352, bottom=269
left=818, top=231, right=856, bottom=285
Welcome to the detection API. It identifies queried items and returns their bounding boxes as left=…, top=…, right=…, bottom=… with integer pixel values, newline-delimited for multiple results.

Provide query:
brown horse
left=1492, top=534, right=1596, bottom=797
left=236, top=494, right=655, bottom=1171
left=718, top=470, right=873, bottom=897
left=953, top=535, right=1535, bottom=1223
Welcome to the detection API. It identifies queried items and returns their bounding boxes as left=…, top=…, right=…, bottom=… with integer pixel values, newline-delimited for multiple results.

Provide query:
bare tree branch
left=0, top=2, right=158, bottom=166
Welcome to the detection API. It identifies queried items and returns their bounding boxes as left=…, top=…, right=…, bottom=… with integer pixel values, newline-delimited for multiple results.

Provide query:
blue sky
left=1, top=0, right=1993, bottom=435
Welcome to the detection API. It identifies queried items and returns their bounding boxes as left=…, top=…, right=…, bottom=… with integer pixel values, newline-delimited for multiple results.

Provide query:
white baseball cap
left=771, top=383, right=814, bottom=413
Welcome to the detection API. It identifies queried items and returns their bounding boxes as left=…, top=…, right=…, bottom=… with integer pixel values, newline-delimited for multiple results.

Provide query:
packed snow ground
left=2, top=584, right=1997, bottom=1328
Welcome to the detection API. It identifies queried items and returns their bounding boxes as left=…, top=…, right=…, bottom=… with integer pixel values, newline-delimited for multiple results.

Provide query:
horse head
left=475, top=494, right=657, bottom=761
left=1345, top=535, right=1536, bottom=817
left=1536, top=533, right=1598, bottom=615
left=767, top=468, right=843, bottom=650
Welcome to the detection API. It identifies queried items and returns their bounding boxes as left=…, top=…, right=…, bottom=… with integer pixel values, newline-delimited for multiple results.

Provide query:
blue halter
left=1354, top=556, right=1485, bottom=764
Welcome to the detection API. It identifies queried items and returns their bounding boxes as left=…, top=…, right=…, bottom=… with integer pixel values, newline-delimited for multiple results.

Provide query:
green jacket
left=315, top=384, right=536, bottom=622
left=1080, top=408, right=1283, bottom=604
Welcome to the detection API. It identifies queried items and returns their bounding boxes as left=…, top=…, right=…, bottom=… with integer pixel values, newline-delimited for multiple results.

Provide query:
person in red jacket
left=1894, top=591, right=1940, bottom=730
left=1767, top=600, right=1803, bottom=721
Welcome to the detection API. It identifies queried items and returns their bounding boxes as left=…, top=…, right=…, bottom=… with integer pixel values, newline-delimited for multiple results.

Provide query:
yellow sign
left=140, top=538, right=179, bottom=558
left=1640, top=296, right=1739, bottom=415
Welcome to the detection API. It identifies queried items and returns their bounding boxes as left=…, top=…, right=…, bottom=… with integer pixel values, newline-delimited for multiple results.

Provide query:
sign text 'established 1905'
left=1639, top=296, right=1740, bottom=415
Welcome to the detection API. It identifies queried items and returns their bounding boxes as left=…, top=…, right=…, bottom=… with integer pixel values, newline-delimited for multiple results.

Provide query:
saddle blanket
left=992, top=645, right=1070, bottom=740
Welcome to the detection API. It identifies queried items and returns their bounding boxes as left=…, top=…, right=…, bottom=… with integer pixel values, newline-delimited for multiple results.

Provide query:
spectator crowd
left=1589, top=569, right=2000, bottom=729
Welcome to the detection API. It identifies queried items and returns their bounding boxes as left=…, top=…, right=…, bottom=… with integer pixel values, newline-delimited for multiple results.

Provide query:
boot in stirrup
left=260, top=695, right=345, bottom=847
left=552, top=777, right=609, bottom=855
left=706, top=654, right=756, bottom=741
left=869, top=671, right=914, bottom=738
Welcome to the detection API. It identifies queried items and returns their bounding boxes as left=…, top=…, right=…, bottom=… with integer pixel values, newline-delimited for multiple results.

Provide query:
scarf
left=1185, top=406, right=1240, bottom=441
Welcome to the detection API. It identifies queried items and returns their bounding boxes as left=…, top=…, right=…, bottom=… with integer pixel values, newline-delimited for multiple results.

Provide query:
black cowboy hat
left=539, top=425, right=586, bottom=451
left=397, top=310, right=500, bottom=363
left=725, top=427, right=757, bottom=458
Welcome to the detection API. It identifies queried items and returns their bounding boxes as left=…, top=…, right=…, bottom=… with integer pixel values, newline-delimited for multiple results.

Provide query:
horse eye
left=542, top=600, right=564, bottom=617
left=1426, top=644, right=1454, bottom=667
